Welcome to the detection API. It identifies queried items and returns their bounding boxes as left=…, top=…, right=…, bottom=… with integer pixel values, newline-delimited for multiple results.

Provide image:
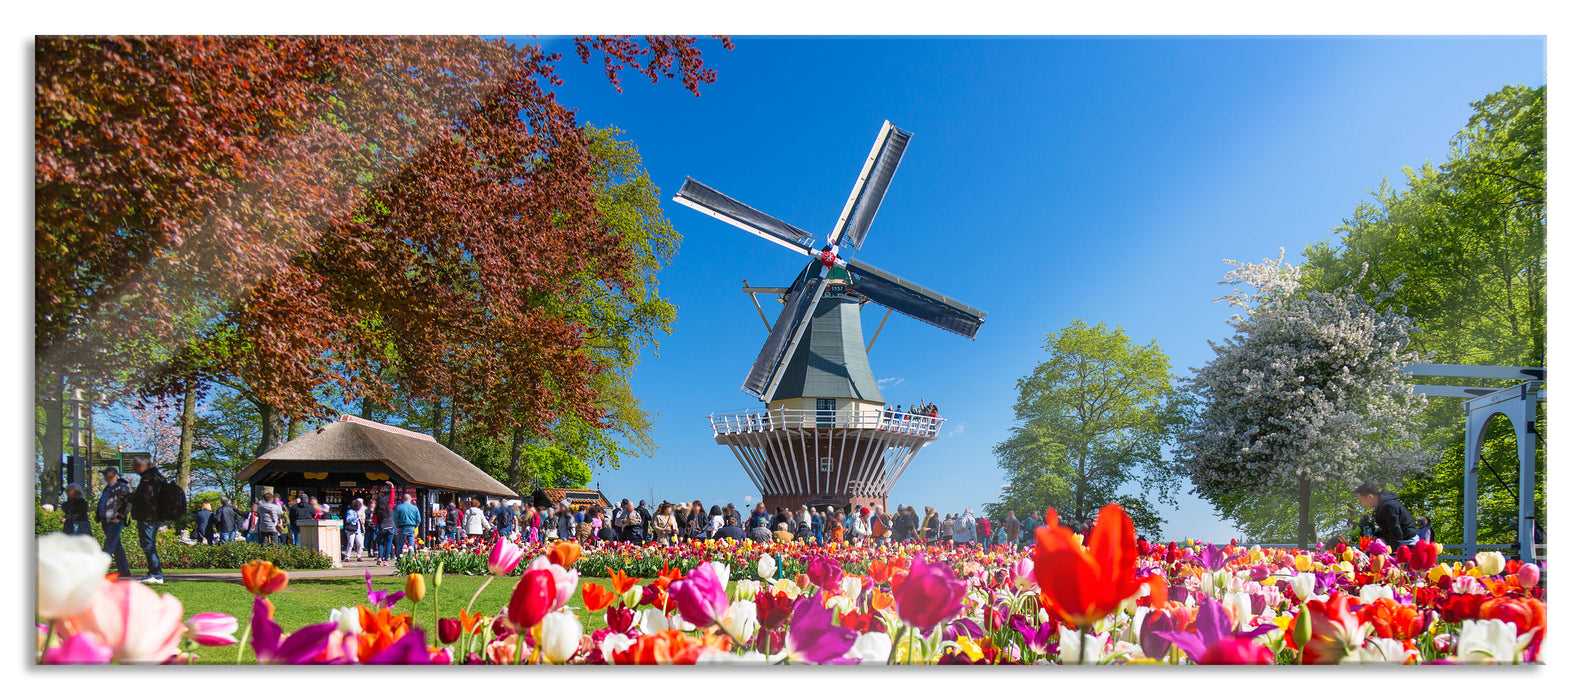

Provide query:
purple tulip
left=1246, top=565, right=1271, bottom=581
left=41, top=633, right=113, bottom=665
left=1138, top=609, right=1177, bottom=660
left=366, top=628, right=433, bottom=665
left=1154, top=599, right=1276, bottom=663
left=1010, top=617, right=1056, bottom=656
left=365, top=570, right=404, bottom=609
left=251, top=598, right=336, bottom=665
left=942, top=616, right=985, bottom=639
left=892, top=554, right=968, bottom=632
left=784, top=595, right=858, bottom=665
left=1312, top=571, right=1337, bottom=596
left=669, top=562, right=729, bottom=627
left=1193, top=542, right=1241, bottom=571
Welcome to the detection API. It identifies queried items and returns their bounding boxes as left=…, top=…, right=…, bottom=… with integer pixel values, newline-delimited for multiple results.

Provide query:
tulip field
left=34, top=504, right=1546, bottom=665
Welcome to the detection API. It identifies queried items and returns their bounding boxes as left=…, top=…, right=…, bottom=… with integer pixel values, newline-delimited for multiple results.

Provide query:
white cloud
left=875, top=377, right=904, bottom=389
left=946, top=424, right=966, bottom=438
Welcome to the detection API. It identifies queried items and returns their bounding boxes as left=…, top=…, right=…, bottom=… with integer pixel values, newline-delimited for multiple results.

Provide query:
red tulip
left=506, top=569, right=556, bottom=630
left=437, top=618, right=462, bottom=645
left=1031, top=503, right=1146, bottom=629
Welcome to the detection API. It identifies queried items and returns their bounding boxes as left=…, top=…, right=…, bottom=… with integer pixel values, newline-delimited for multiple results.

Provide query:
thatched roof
left=238, top=416, right=517, bottom=497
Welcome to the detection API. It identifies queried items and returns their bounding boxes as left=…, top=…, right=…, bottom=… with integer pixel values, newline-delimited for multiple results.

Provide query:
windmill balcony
left=708, top=407, right=945, bottom=438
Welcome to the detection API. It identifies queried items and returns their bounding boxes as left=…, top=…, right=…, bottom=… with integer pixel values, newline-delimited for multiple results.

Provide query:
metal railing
left=709, top=407, right=945, bottom=438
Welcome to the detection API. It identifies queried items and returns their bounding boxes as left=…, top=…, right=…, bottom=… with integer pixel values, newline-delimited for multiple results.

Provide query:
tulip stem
left=235, top=622, right=251, bottom=664
left=1078, top=626, right=1088, bottom=665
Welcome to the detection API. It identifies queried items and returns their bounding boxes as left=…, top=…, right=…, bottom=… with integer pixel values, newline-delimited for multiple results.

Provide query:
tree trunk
left=255, top=402, right=287, bottom=458
left=176, top=383, right=197, bottom=493
left=39, top=372, right=64, bottom=504
left=430, top=399, right=445, bottom=440
left=507, top=426, right=526, bottom=494
left=1297, top=475, right=1314, bottom=546
left=445, top=408, right=458, bottom=450
left=359, top=396, right=375, bottom=421
left=287, top=415, right=298, bottom=441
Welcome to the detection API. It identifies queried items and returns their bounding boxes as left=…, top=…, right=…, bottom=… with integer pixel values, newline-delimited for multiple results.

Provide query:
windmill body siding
left=769, top=294, right=885, bottom=403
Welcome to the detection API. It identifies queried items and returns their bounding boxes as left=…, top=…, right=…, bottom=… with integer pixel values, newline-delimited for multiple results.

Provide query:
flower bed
left=34, top=504, right=1546, bottom=665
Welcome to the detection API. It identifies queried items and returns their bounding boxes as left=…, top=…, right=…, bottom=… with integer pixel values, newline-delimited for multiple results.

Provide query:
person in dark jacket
left=1415, top=516, right=1434, bottom=544
left=713, top=516, right=747, bottom=541
left=194, top=502, right=216, bottom=544
left=62, top=483, right=92, bottom=536
left=635, top=500, right=653, bottom=541
left=287, top=495, right=315, bottom=547
left=128, top=456, right=167, bottom=584
left=1354, top=482, right=1418, bottom=549
left=216, top=498, right=240, bottom=543
left=96, top=467, right=134, bottom=578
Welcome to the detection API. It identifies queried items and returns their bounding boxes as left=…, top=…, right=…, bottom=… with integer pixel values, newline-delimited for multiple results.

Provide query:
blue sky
left=522, top=36, right=1546, bottom=541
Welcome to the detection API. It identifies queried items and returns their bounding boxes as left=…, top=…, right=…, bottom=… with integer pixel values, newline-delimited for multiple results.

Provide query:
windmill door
left=816, top=398, right=836, bottom=427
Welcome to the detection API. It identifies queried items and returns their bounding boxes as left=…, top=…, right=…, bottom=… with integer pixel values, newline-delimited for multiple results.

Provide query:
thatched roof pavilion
left=239, top=416, right=516, bottom=513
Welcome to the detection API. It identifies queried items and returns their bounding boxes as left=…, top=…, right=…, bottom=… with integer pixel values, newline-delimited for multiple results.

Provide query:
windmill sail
left=743, top=264, right=827, bottom=399
left=846, top=258, right=986, bottom=339
left=831, top=122, right=911, bottom=251
left=674, top=178, right=816, bottom=255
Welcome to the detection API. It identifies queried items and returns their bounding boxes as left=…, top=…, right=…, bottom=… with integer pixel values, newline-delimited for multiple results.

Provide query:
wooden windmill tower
left=674, top=121, right=987, bottom=513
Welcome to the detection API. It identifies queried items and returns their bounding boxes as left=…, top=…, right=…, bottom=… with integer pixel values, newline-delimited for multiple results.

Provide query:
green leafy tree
left=1302, top=85, right=1545, bottom=545
left=988, top=319, right=1184, bottom=540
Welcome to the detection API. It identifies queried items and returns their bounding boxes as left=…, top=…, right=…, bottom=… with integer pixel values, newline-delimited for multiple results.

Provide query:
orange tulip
left=547, top=541, right=582, bottom=569
left=582, top=581, right=616, bottom=611
left=357, top=605, right=413, bottom=662
left=1362, top=599, right=1424, bottom=640
left=404, top=573, right=426, bottom=603
left=241, top=560, right=289, bottom=597
left=1031, top=503, right=1146, bottom=629
left=458, top=608, right=486, bottom=634
left=657, top=564, right=685, bottom=583
left=607, top=568, right=641, bottom=594
left=870, top=590, right=894, bottom=611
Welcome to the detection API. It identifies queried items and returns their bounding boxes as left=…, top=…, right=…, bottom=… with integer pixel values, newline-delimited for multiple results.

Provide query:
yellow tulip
left=405, top=572, right=427, bottom=602
left=955, top=636, right=983, bottom=662
left=1341, top=549, right=1355, bottom=563
left=1426, top=563, right=1452, bottom=583
left=1293, top=554, right=1312, bottom=572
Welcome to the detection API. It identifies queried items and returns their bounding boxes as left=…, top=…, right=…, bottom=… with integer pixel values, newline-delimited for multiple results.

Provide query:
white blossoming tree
left=1173, top=250, right=1434, bottom=544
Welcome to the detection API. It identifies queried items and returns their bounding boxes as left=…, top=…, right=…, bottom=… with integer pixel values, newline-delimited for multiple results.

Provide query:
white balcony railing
left=709, top=407, right=945, bottom=438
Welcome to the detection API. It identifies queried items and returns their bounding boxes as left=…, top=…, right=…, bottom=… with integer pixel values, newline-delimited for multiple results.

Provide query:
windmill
left=674, top=121, right=987, bottom=513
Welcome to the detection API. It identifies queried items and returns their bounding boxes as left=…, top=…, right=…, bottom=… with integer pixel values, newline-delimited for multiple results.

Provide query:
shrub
left=33, top=504, right=331, bottom=570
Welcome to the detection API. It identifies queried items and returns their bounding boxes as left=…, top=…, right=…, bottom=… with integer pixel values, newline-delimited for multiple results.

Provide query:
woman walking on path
left=464, top=498, right=488, bottom=540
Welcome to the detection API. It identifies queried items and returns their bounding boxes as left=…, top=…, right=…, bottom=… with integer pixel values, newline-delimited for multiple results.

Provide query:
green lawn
left=161, top=575, right=617, bottom=664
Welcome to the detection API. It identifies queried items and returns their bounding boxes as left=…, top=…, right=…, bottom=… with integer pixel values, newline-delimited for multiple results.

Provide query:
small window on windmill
left=820, top=456, right=832, bottom=472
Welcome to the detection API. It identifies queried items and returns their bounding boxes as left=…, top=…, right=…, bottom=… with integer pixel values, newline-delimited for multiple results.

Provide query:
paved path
left=162, top=558, right=397, bottom=583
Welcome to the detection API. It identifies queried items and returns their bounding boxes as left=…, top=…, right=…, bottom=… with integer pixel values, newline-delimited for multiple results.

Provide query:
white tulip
left=845, top=632, right=892, bottom=664
left=1197, top=572, right=1217, bottom=597
left=840, top=575, right=863, bottom=601
left=639, top=607, right=669, bottom=636
left=1475, top=551, right=1506, bottom=578
left=1058, top=626, right=1107, bottom=665
left=1223, top=591, right=1253, bottom=628
left=36, top=533, right=111, bottom=619
left=757, top=554, right=778, bottom=580
left=329, top=607, right=362, bottom=634
left=600, top=632, right=635, bottom=660
left=1351, top=638, right=1417, bottom=664
left=538, top=611, right=582, bottom=664
left=1457, top=619, right=1535, bottom=664
left=1291, top=572, right=1316, bottom=602
left=1358, top=584, right=1392, bottom=605
left=824, top=595, right=854, bottom=615
left=696, top=647, right=770, bottom=664
left=720, top=599, right=759, bottom=641
left=707, top=561, right=730, bottom=587
left=732, top=579, right=762, bottom=602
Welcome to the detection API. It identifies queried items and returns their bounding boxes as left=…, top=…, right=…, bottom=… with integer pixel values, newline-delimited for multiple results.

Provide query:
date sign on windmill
left=674, top=121, right=987, bottom=514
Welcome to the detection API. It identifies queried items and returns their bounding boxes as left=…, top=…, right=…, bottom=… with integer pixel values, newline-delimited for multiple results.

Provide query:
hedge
left=35, top=505, right=332, bottom=570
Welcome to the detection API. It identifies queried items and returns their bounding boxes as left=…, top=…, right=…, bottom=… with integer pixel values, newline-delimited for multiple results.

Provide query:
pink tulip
left=185, top=612, right=239, bottom=646
left=1517, top=563, right=1542, bottom=589
left=488, top=538, right=525, bottom=576
left=669, top=562, right=729, bottom=627
left=62, top=580, right=185, bottom=663
left=528, top=556, right=579, bottom=610
left=1010, top=557, right=1037, bottom=591
left=893, top=554, right=968, bottom=632
left=42, top=632, right=113, bottom=665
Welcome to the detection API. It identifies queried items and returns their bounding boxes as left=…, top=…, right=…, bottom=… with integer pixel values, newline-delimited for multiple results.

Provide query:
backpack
left=155, top=476, right=187, bottom=522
